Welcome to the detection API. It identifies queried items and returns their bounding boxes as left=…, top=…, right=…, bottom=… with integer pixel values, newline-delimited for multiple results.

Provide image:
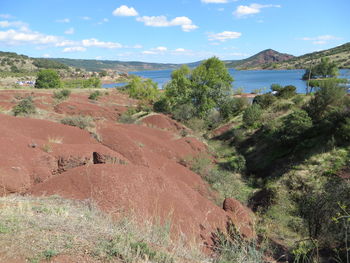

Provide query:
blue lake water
left=104, top=69, right=350, bottom=94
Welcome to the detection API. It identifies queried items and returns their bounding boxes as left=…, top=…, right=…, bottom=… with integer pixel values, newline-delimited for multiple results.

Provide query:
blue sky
left=0, top=0, right=349, bottom=63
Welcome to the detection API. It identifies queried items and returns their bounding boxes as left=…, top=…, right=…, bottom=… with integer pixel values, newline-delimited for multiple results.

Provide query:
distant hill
left=0, top=51, right=69, bottom=73
left=225, top=49, right=295, bottom=70
left=49, top=58, right=179, bottom=73
left=263, top=42, right=350, bottom=69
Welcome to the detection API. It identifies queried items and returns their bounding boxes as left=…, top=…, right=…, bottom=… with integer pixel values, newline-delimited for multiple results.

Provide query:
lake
left=104, top=69, right=350, bottom=94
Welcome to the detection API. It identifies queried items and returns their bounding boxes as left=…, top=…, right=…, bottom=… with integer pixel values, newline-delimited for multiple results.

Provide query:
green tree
left=35, top=69, right=61, bottom=89
left=12, top=97, right=36, bottom=116
left=163, top=65, right=192, bottom=110
left=190, top=57, right=233, bottom=117
left=302, top=57, right=339, bottom=80
left=306, top=79, right=346, bottom=121
left=124, top=76, right=159, bottom=103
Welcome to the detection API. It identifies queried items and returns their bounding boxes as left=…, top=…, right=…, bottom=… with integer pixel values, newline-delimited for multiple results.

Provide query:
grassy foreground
left=0, top=195, right=207, bottom=263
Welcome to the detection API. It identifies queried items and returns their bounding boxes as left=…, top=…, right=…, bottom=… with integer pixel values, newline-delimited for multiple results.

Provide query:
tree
left=124, top=76, right=159, bottom=104
left=35, top=69, right=61, bottom=89
left=159, top=57, right=233, bottom=119
left=163, top=65, right=192, bottom=109
left=190, top=57, right=233, bottom=117
left=306, top=79, right=346, bottom=121
left=302, top=57, right=339, bottom=80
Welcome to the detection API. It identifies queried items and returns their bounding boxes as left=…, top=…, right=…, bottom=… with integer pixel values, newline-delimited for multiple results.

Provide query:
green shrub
left=219, top=97, right=249, bottom=120
left=60, top=115, right=93, bottom=129
left=118, top=108, right=138, bottom=124
left=172, top=103, right=196, bottom=122
left=278, top=110, right=313, bottom=143
left=12, top=96, right=36, bottom=116
left=243, top=104, right=263, bottom=129
left=88, top=90, right=102, bottom=100
left=338, top=117, right=350, bottom=141
left=271, top=84, right=296, bottom=99
left=52, top=89, right=71, bottom=100
left=124, top=76, right=159, bottom=103
left=35, top=69, right=61, bottom=89
left=253, top=93, right=277, bottom=109
left=227, top=154, right=246, bottom=172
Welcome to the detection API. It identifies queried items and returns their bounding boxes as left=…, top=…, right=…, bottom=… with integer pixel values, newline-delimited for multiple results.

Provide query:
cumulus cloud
left=174, top=48, right=186, bottom=52
left=113, top=5, right=138, bottom=16
left=234, top=4, right=281, bottom=18
left=82, top=38, right=122, bottom=49
left=56, top=18, right=70, bottom=23
left=208, top=31, right=242, bottom=42
left=201, top=0, right=228, bottom=3
left=136, top=15, right=198, bottom=32
left=63, top=47, right=86, bottom=52
left=64, top=27, right=75, bottom=35
left=0, top=29, right=59, bottom=45
left=301, top=35, right=341, bottom=45
left=154, top=46, right=167, bottom=51
left=0, top=20, right=29, bottom=31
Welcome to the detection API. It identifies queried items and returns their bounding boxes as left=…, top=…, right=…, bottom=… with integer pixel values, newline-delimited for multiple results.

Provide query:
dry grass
left=0, top=195, right=209, bottom=263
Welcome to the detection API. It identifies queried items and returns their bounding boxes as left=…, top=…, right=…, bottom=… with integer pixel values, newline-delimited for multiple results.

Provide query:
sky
left=0, top=0, right=349, bottom=63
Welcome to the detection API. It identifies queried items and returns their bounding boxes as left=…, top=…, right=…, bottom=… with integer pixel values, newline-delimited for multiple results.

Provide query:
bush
left=118, top=108, right=138, bottom=124
left=60, top=115, right=93, bottom=129
left=53, top=89, right=71, bottom=100
left=306, top=80, right=346, bottom=121
left=219, top=97, right=249, bottom=120
left=253, top=93, right=277, bottom=109
left=271, top=84, right=296, bottom=99
left=12, top=96, right=36, bottom=116
left=279, top=110, right=313, bottom=143
left=35, top=69, right=61, bottom=89
left=243, top=104, right=263, bottom=129
left=227, top=154, right=246, bottom=172
left=88, top=90, right=102, bottom=100
left=124, top=76, right=159, bottom=103
left=338, top=117, right=350, bottom=141
left=172, top=103, right=196, bottom=122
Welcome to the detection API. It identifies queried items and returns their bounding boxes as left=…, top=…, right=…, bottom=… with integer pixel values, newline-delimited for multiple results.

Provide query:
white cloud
left=208, top=31, right=242, bottom=41
left=0, top=20, right=29, bottom=31
left=142, top=50, right=157, bottom=55
left=64, top=27, right=74, bottom=35
left=234, top=4, right=281, bottom=18
left=63, top=47, right=86, bottom=52
left=301, top=35, right=341, bottom=45
left=174, top=48, right=186, bottom=52
left=136, top=16, right=198, bottom=32
left=82, top=38, right=122, bottom=49
left=0, top=29, right=59, bottom=45
left=113, top=5, right=138, bottom=16
left=56, top=18, right=70, bottom=23
left=55, top=40, right=77, bottom=47
left=201, top=0, right=228, bottom=3
left=154, top=46, right=167, bottom=51
left=81, top=16, right=91, bottom=20
left=42, top=54, right=51, bottom=58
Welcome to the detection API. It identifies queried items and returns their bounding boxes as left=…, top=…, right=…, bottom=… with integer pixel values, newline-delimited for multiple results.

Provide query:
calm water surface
left=105, top=69, right=350, bottom=94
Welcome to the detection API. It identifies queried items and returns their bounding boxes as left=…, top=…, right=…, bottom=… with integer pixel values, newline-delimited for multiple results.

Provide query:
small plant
left=42, top=143, right=52, bottom=153
left=53, top=89, right=71, bottom=101
left=61, top=115, right=93, bottom=129
left=42, top=249, right=58, bottom=260
left=243, top=104, right=263, bottom=129
left=88, top=90, right=102, bottom=100
left=48, top=136, right=63, bottom=144
left=12, top=96, right=36, bottom=116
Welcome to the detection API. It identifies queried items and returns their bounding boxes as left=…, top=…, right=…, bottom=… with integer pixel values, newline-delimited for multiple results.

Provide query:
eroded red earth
left=0, top=89, right=254, bottom=248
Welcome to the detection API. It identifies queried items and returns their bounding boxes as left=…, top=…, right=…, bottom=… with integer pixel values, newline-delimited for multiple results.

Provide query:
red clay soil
left=211, top=123, right=234, bottom=138
left=0, top=89, right=255, bottom=247
left=31, top=164, right=254, bottom=244
left=54, top=101, right=123, bottom=121
left=140, top=114, right=190, bottom=134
